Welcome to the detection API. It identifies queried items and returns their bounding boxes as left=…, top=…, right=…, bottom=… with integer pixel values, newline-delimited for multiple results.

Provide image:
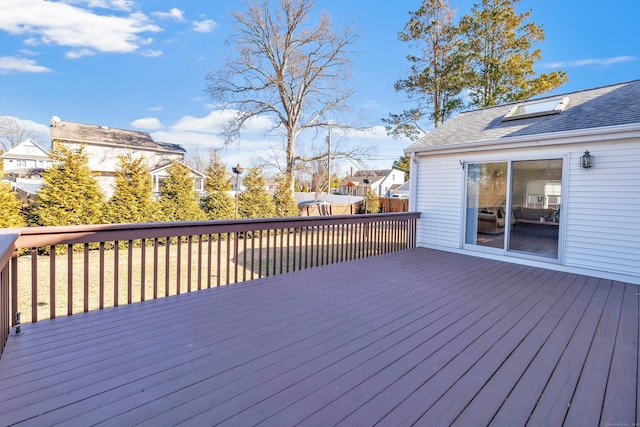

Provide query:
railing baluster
left=217, top=235, right=222, bottom=287
left=243, top=233, right=248, bottom=282
left=67, top=244, right=73, bottom=315
left=141, top=239, right=146, bottom=301
left=226, top=234, right=231, bottom=285
left=165, top=238, right=170, bottom=297
left=234, top=232, right=239, bottom=283
left=31, top=248, right=37, bottom=323
left=99, top=242, right=104, bottom=310
left=113, top=242, right=119, bottom=307
left=84, top=243, right=90, bottom=312
left=153, top=238, right=159, bottom=299
left=279, top=230, right=284, bottom=274
left=127, top=240, right=133, bottom=305
left=197, top=235, right=202, bottom=291
left=177, top=237, right=182, bottom=294
left=207, top=234, right=212, bottom=289
left=187, top=235, right=193, bottom=293
left=11, top=252, right=18, bottom=325
left=265, top=230, right=270, bottom=277
left=250, top=231, right=256, bottom=280
left=50, top=248, right=56, bottom=319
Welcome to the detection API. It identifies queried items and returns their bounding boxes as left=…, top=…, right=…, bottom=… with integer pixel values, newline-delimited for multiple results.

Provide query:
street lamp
left=232, top=163, right=244, bottom=219
left=363, top=177, right=370, bottom=213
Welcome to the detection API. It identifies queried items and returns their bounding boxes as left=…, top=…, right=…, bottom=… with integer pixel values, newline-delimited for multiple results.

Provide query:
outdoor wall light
left=580, top=150, right=594, bottom=169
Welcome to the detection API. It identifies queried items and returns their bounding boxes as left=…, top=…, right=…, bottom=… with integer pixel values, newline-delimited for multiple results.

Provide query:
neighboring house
left=1, top=138, right=51, bottom=176
left=390, top=180, right=410, bottom=198
left=1, top=139, right=52, bottom=198
left=151, top=160, right=206, bottom=198
left=338, top=168, right=405, bottom=197
left=49, top=117, right=189, bottom=199
left=405, top=80, right=640, bottom=284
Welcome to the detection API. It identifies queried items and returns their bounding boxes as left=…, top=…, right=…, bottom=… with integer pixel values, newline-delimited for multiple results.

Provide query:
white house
left=1, top=138, right=51, bottom=176
left=1, top=139, right=52, bottom=198
left=150, top=160, right=206, bottom=198
left=405, top=80, right=640, bottom=284
left=338, top=168, right=405, bottom=197
left=49, top=117, right=190, bottom=199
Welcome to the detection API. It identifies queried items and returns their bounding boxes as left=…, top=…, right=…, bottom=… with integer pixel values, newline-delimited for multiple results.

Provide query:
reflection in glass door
left=508, top=159, right=562, bottom=258
left=465, top=162, right=508, bottom=249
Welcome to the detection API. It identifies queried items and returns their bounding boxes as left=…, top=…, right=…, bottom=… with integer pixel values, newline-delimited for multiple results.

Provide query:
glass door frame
left=461, top=156, right=566, bottom=263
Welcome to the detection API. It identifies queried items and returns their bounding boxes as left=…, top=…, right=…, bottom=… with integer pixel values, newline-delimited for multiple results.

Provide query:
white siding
left=415, top=156, right=463, bottom=249
left=413, top=139, right=640, bottom=284
left=563, top=142, right=640, bottom=280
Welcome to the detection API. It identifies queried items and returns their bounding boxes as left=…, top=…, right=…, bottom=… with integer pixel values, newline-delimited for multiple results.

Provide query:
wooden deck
left=0, top=248, right=637, bottom=426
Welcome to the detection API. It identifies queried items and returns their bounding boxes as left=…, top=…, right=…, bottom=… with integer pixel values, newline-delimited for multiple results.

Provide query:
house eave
left=405, top=122, right=640, bottom=156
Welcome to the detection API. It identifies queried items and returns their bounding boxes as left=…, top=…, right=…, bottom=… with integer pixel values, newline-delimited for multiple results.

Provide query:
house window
left=502, top=97, right=569, bottom=121
left=17, top=160, right=27, bottom=167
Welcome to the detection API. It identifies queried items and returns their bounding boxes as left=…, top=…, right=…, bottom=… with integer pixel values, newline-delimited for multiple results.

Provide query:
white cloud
left=173, top=110, right=275, bottom=134
left=148, top=106, right=163, bottom=112
left=65, top=48, right=95, bottom=59
left=61, top=0, right=134, bottom=11
left=0, top=0, right=161, bottom=56
left=131, top=117, right=163, bottom=130
left=152, top=8, right=185, bottom=22
left=192, top=19, right=217, bottom=33
left=0, top=56, right=52, bottom=74
left=19, top=49, right=38, bottom=56
left=141, top=49, right=163, bottom=58
left=544, top=56, right=636, bottom=68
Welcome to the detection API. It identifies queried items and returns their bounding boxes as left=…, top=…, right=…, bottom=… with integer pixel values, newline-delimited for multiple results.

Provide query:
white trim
left=417, top=243, right=640, bottom=285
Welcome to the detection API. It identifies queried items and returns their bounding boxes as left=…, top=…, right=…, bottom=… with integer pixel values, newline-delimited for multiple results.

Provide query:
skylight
left=502, top=97, right=569, bottom=121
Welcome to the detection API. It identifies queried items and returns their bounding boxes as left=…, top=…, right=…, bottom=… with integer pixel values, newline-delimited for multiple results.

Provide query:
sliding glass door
left=465, top=159, right=562, bottom=259
left=508, top=159, right=562, bottom=258
left=465, top=162, right=508, bottom=249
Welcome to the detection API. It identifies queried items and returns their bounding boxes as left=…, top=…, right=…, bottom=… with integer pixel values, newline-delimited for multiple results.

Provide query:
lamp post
left=363, top=177, right=370, bottom=213
left=232, top=163, right=244, bottom=219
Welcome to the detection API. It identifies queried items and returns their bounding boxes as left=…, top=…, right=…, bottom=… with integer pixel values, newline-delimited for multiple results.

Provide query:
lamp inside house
left=580, top=150, right=594, bottom=169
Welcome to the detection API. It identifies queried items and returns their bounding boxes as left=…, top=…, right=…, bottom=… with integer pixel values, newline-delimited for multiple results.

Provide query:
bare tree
left=0, top=117, right=41, bottom=152
left=205, top=0, right=360, bottom=185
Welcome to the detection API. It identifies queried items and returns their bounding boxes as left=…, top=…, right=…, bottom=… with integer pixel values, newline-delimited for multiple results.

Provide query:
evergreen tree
left=104, top=154, right=162, bottom=224
left=273, top=175, right=299, bottom=218
left=158, top=161, right=207, bottom=222
left=393, top=155, right=411, bottom=181
left=360, top=188, right=380, bottom=214
left=200, top=152, right=235, bottom=220
left=237, top=166, right=275, bottom=219
left=386, top=0, right=466, bottom=139
left=459, top=0, right=567, bottom=107
left=0, top=181, right=25, bottom=227
left=32, top=145, right=105, bottom=226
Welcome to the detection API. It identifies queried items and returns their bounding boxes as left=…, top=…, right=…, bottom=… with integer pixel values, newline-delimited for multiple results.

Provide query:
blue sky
left=1, top=0, right=639, bottom=173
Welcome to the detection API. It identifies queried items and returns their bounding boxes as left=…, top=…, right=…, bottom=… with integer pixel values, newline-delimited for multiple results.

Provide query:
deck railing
left=0, top=231, right=18, bottom=356
left=1, top=212, right=419, bottom=348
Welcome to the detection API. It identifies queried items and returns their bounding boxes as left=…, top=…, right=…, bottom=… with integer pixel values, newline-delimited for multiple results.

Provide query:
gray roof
left=50, top=119, right=185, bottom=153
left=339, top=169, right=394, bottom=186
left=406, top=80, right=640, bottom=152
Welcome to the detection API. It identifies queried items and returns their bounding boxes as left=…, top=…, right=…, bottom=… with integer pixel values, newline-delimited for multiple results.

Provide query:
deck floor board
left=0, top=248, right=637, bottom=426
